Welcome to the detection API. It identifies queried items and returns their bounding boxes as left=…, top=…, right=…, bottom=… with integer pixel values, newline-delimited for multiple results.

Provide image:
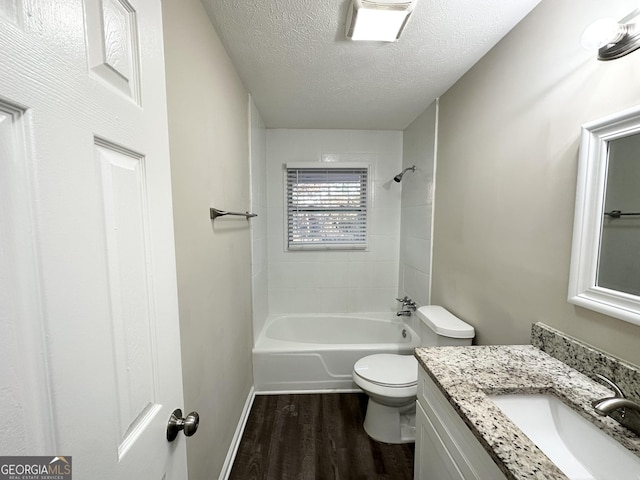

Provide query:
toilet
left=352, top=305, right=475, bottom=444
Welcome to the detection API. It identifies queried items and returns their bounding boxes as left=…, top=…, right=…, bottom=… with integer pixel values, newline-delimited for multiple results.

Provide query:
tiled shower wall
left=249, top=98, right=268, bottom=341
left=399, top=101, right=438, bottom=309
left=265, top=129, right=403, bottom=314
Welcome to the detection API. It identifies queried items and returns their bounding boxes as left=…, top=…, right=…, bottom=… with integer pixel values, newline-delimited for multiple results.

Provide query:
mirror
left=568, top=104, right=640, bottom=326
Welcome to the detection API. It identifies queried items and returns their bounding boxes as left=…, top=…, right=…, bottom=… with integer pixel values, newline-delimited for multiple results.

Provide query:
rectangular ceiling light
left=345, top=0, right=417, bottom=42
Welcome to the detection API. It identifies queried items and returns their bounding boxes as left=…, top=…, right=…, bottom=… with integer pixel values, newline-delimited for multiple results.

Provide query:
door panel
left=0, top=100, right=55, bottom=456
left=0, top=0, right=20, bottom=23
left=96, top=140, right=160, bottom=457
left=85, top=0, right=141, bottom=103
left=0, top=1, right=187, bottom=478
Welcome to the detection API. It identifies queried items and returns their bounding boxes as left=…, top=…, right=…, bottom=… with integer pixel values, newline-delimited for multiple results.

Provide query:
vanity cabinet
left=414, top=367, right=507, bottom=480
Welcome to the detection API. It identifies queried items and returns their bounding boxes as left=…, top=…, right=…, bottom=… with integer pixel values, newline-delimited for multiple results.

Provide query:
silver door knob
left=167, top=408, right=199, bottom=442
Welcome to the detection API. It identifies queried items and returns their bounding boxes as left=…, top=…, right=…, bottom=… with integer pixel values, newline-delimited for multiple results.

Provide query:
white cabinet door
left=0, top=1, right=188, bottom=478
left=415, top=402, right=466, bottom=480
left=415, top=370, right=507, bottom=480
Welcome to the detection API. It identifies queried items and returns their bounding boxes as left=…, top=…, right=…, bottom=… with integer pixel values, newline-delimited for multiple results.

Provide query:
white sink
left=489, top=394, right=640, bottom=480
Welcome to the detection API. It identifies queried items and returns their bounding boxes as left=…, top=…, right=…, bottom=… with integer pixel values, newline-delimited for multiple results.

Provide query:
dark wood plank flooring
left=229, top=393, right=414, bottom=480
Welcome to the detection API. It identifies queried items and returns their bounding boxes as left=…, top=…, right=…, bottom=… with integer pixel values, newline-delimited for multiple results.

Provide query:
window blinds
left=286, top=165, right=368, bottom=250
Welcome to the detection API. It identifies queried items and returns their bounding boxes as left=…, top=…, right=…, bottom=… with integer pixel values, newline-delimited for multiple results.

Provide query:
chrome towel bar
left=210, top=207, right=257, bottom=220
left=604, top=210, right=640, bottom=218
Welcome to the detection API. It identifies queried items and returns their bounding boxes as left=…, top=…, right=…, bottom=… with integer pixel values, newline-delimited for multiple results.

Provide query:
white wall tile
left=373, top=262, right=400, bottom=287
left=268, top=288, right=289, bottom=313
left=266, top=129, right=403, bottom=315
left=404, top=236, right=431, bottom=274
left=347, top=262, right=375, bottom=287
left=348, top=130, right=380, bottom=150
left=288, top=288, right=323, bottom=313
left=398, top=102, right=437, bottom=307
left=372, top=180, right=403, bottom=208
left=250, top=98, right=268, bottom=341
left=371, top=206, right=401, bottom=236
left=269, top=261, right=298, bottom=288
left=258, top=115, right=436, bottom=324
left=403, top=266, right=431, bottom=307
left=352, top=235, right=400, bottom=263
left=319, top=288, right=349, bottom=313
left=313, top=262, right=349, bottom=287
left=402, top=205, right=431, bottom=240
left=347, top=287, right=397, bottom=313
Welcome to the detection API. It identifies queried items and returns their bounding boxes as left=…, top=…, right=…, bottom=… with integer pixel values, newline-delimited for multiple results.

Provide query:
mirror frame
left=568, top=104, right=640, bottom=327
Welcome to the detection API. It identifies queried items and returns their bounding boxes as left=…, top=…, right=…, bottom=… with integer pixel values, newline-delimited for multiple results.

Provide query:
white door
left=0, top=1, right=189, bottom=479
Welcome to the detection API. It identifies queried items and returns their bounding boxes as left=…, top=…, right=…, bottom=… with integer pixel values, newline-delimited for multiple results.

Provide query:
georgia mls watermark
left=0, top=457, right=71, bottom=480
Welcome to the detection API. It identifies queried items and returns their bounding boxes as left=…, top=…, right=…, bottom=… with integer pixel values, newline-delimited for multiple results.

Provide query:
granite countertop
left=415, top=344, right=640, bottom=480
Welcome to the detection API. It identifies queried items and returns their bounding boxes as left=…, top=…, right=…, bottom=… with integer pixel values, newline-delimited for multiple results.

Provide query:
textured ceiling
left=201, top=0, right=541, bottom=130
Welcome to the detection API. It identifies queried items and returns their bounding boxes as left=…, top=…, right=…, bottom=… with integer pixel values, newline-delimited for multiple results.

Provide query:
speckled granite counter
left=415, top=326, right=640, bottom=480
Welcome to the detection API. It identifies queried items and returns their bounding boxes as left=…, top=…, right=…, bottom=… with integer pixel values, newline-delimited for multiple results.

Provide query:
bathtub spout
left=396, top=296, right=416, bottom=317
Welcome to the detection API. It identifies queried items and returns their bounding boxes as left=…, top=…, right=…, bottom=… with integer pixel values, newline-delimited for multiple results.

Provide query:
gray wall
left=162, top=0, right=254, bottom=477
left=432, top=0, right=640, bottom=366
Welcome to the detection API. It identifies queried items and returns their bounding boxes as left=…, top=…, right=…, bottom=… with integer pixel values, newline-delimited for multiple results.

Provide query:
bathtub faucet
left=396, top=296, right=416, bottom=316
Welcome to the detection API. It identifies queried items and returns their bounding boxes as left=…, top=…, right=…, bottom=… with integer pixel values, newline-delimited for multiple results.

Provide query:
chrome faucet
left=396, top=296, right=416, bottom=316
left=591, top=373, right=640, bottom=436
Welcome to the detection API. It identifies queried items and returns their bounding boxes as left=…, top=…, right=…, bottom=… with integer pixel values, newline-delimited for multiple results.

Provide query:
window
left=286, top=164, right=369, bottom=250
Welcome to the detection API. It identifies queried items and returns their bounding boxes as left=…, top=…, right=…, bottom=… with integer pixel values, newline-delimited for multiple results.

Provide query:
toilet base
left=363, top=397, right=416, bottom=444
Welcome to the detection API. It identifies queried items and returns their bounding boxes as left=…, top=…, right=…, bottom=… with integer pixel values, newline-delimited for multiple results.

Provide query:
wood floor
left=229, top=393, right=415, bottom=480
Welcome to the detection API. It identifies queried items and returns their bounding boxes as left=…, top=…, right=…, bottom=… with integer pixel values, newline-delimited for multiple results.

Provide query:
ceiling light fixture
left=345, top=0, right=417, bottom=42
left=582, top=8, right=640, bottom=60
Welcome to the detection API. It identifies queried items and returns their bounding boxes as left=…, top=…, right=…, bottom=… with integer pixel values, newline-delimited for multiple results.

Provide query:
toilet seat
left=354, top=354, right=417, bottom=388
left=352, top=353, right=419, bottom=443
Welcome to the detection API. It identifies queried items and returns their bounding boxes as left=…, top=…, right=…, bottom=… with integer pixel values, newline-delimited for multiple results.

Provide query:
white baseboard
left=218, top=386, right=255, bottom=480
left=254, top=388, right=361, bottom=395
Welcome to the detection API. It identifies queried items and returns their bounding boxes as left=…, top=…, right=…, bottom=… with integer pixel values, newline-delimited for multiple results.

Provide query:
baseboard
left=218, top=386, right=255, bottom=480
left=255, top=388, right=361, bottom=395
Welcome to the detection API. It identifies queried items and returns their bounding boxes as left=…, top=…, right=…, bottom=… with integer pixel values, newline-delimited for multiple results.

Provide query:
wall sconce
left=345, top=0, right=417, bottom=42
left=582, top=9, right=640, bottom=60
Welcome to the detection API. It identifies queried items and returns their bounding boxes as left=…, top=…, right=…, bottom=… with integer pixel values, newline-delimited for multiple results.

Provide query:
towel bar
left=210, top=207, right=257, bottom=220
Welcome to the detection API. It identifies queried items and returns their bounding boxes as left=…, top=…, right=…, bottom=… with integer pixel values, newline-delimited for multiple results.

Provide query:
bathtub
left=253, top=313, right=420, bottom=393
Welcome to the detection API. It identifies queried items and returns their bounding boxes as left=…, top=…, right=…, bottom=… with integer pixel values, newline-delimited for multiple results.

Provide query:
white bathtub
left=253, top=313, right=420, bottom=393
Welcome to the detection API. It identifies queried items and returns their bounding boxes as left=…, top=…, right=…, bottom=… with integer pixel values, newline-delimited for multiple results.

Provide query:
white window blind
left=286, top=165, right=368, bottom=250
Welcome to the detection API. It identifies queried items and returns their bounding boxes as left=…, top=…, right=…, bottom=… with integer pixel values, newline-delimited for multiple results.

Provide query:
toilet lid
left=354, top=354, right=418, bottom=388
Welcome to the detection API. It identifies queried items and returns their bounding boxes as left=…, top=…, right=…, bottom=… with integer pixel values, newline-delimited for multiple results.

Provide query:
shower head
left=393, top=165, right=416, bottom=182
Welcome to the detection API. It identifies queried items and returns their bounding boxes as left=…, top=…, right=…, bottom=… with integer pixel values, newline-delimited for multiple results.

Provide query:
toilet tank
left=416, top=306, right=475, bottom=347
